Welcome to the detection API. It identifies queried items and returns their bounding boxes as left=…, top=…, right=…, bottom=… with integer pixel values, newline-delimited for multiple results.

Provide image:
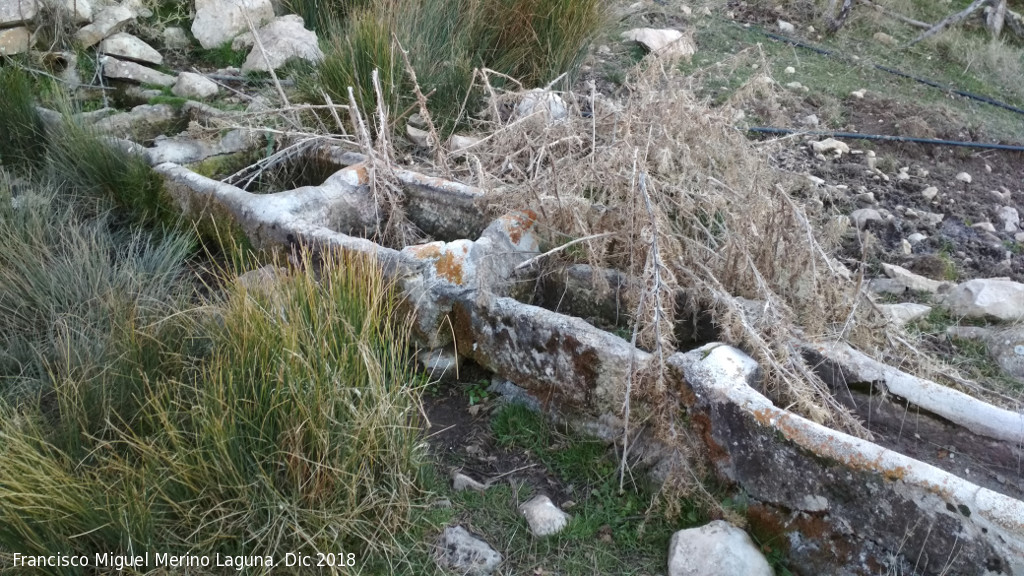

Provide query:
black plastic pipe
left=747, top=126, right=1024, bottom=152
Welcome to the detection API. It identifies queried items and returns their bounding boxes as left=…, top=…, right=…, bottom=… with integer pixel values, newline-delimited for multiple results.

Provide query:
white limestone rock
left=0, top=25, right=31, bottom=55
left=850, top=208, right=882, bottom=230
left=516, top=89, right=568, bottom=123
left=811, top=137, right=850, bottom=156
left=921, top=185, right=938, bottom=201
left=406, top=124, right=431, bottom=148
left=997, top=206, right=1020, bottom=233
left=879, top=303, right=932, bottom=328
left=418, top=346, right=460, bottom=381
left=191, top=0, right=274, bottom=50
left=972, top=221, right=997, bottom=233
left=435, top=526, right=502, bottom=576
left=74, top=4, right=135, bottom=48
left=940, top=278, right=1024, bottom=322
left=518, top=495, right=570, bottom=536
left=0, top=0, right=38, bottom=27
left=101, top=55, right=175, bottom=86
left=240, top=14, right=323, bottom=72
left=100, top=32, right=162, bottom=65
left=171, top=72, right=219, bottom=99
left=777, top=19, right=795, bottom=33
left=449, top=134, right=482, bottom=154
left=668, top=520, right=772, bottom=576
left=882, top=263, right=950, bottom=294
left=956, top=171, right=973, bottom=183
left=621, top=28, right=696, bottom=59
left=452, top=471, right=488, bottom=492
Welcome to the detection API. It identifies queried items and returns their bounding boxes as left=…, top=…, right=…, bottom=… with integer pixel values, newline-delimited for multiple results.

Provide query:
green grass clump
left=0, top=68, right=47, bottom=174
left=318, top=7, right=403, bottom=124
left=0, top=242, right=428, bottom=570
left=284, top=0, right=372, bottom=31
left=470, top=0, right=605, bottom=89
left=315, top=0, right=605, bottom=137
left=0, top=177, right=196, bottom=451
left=194, top=41, right=247, bottom=68
left=48, top=115, right=173, bottom=226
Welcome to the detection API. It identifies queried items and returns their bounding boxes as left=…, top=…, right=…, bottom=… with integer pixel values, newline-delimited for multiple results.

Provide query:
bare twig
left=858, top=0, right=931, bottom=29
left=513, top=232, right=617, bottom=273
left=908, top=0, right=989, bottom=46
left=394, top=36, right=449, bottom=175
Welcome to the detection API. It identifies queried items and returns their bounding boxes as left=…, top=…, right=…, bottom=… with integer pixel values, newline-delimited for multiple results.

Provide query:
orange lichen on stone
left=406, top=242, right=442, bottom=259
left=433, top=250, right=465, bottom=284
left=339, top=163, right=370, bottom=185
left=750, top=406, right=919, bottom=484
left=502, top=210, right=538, bottom=244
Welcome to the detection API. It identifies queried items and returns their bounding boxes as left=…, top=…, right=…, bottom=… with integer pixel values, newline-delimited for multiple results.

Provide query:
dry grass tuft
left=448, top=61, right=888, bottom=433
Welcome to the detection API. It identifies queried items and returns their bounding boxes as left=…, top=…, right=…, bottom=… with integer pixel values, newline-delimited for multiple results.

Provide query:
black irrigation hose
left=758, top=30, right=1024, bottom=117
left=747, top=126, right=1024, bottom=152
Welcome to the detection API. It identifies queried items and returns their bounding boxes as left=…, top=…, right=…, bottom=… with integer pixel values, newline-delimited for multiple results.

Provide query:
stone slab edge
left=670, top=344, right=1024, bottom=574
left=805, top=341, right=1024, bottom=446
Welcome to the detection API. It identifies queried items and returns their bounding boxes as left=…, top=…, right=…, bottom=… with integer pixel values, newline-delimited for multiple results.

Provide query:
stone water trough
left=89, top=102, right=1024, bottom=575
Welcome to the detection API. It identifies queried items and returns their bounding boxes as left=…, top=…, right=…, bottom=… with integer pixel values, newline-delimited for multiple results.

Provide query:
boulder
left=518, top=495, right=570, bottom=536
left=172, top=72, right=219, bottom=99
left=621, top=28, right=696, bottom=59
left=0, top=25, right=31, bottom=55
left=940, top=278, right=1024, bottom=322
left=956, top=171, right=973, bottom=183
left=74, top=4, right=135, bottom=48
left=240, top=14, right=322, bottom=72
left=101, top=55, right=175, bottom=86
left=777, top=19, right=795, bottom=33
left=99, top=32, right=162, bottom=65
left=0, top=0, right=38, bottom=27
left=435, top=526, right=502, bottom=576
left=921, top=185, right=938, bottom=200
left=667, top=520, right=772, bottom=576
left=191, top=0, right=274, bottom=50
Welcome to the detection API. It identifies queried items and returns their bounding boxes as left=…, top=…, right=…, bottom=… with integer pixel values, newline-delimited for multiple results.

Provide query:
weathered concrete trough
left=134, top=128, right=1024, bottom=575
